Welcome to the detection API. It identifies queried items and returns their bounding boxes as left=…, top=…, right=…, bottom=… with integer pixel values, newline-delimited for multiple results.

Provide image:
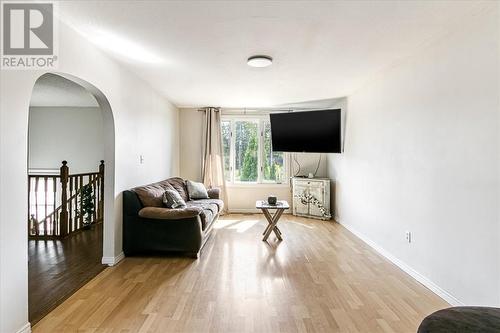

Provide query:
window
left=221, top=116, right=287, bottom=184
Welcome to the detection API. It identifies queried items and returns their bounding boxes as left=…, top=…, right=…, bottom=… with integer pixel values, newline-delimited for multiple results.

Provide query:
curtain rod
left=197, top=107, right=322, bottom=112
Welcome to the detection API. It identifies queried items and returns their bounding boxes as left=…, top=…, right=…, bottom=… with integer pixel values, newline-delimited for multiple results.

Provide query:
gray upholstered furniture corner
left=418, top=307, right=500, bottom=333
left=122, top=177, right=223, bottom=258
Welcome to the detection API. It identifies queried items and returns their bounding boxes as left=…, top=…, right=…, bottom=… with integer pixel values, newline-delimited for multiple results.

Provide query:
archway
left=27, top=72, right=115, bottom=324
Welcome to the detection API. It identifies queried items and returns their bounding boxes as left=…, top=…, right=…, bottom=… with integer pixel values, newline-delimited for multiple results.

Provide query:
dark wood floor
left=28, top=223, right=105, bottom=324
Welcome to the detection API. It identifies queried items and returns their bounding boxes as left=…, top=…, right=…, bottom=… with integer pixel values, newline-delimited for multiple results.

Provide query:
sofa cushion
left=133, top=180, right=175, bottom=207
left=138, top=206, right=202, bottom=220
left=162, top=189, right=186, bottom=208
left=167, top=177, right=189, bottom=201
left=200, top=208, right=213, bottom=230
left=190, top=198, right=224, bottom=213
left=186, top=200, right=221, bottom=230
left=186, top=180, right=209, bottom=199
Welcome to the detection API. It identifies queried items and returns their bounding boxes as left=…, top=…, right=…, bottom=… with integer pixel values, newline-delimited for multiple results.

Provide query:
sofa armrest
left=138, top=206, right=202, bottom=220
left=207, top=187, right=220, bottom=199
left=123, top=190, right=143, bottom=216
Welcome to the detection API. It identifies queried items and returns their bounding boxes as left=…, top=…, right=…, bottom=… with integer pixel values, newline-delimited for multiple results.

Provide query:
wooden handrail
left=29, top=174, right=61, bottom=178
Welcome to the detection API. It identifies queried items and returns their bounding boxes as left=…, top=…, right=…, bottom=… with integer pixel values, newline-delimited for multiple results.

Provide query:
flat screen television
left=270, top=109, right=341, bottom=153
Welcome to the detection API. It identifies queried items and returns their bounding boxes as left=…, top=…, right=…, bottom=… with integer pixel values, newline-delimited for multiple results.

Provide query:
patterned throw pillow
left=185, top=180, right=209, bottom=200
left=162, top=189, right=186, bottom=208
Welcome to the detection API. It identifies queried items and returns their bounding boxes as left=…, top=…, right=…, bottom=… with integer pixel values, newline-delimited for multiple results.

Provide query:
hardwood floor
left=33, top=215, right=447, bottom=332
left=29, top=223, right=105, bottom=325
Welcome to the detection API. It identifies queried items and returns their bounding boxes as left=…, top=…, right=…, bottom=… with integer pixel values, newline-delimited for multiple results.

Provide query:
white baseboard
left=101, top=251, right=125, bottom=266
left=337, top=219, right=463, bottom=306
left=16, top=322, right=31, bottom=333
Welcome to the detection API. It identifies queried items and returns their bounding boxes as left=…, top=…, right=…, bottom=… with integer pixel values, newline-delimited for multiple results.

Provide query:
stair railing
left=28, top=160, right=104, bottom=238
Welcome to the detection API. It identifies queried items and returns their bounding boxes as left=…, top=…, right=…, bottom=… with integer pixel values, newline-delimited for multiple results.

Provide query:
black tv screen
left=270, top=109, right=341, bottom=153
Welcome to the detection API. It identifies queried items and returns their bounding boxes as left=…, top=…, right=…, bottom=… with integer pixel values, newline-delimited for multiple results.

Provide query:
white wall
left=328, top=6, right=499, bottom=306
left=0, top=21, right=179, bottom=333
left=29, top=107, right=104, bottom=173
left=179, top=108, right=204, bottom=182
left=179, top=108, right=329, bottom=211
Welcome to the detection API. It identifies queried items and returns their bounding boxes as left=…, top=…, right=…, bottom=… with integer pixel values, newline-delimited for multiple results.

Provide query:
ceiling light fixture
left=247, top=55, right=273, bottom=68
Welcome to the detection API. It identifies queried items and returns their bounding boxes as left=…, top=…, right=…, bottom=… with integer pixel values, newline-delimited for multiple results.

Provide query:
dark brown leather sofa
left=123, top=177, right=223, bottom=258
left=418, top=306, right=500, bottom=333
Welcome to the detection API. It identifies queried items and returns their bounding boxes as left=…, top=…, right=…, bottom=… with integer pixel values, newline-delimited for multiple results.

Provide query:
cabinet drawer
left=293, top=180, right=326, bottom=187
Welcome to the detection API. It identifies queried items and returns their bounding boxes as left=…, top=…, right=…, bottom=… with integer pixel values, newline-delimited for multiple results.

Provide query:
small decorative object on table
left=267, top=195, right=277, bottom=205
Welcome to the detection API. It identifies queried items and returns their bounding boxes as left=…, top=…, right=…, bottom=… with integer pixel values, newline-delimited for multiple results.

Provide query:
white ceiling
left=30, top=74, right=99, bottom=107
left=57, top=1, right=488, bottom=108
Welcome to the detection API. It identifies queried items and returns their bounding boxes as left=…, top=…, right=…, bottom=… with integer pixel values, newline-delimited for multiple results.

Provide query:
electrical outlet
left=405, top=231, right=412, bottom=243
left=139, top=155, right=144, bottom=164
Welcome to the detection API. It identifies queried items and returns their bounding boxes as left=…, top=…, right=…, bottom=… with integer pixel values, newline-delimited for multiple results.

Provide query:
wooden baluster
left=97, top=174, right=100, bottom=221
left=79, top=175, right=84, bottom=230
left=92, top=174, right=97, bottom=223
left=34, top=177, right=39, bottom=236
left=69, top=176, right=73, bottom=234
left=44, top=177, right=48, bottom=236
left=74, top=176, right=78, bottom=233
left=55, top=207, right=59, bottom=236
left=86, top=174, right=92, bottom=225
left=28, top=177, right=31, bottom=236
left=74, top=177, right=78, bottom=231
left=99, top=160, right=105, bottom=220
left=59, top=161, right=69, bottom=236
left=52, top=177, right=56, bottom=235
left=96, top=175, right=100, bottom=220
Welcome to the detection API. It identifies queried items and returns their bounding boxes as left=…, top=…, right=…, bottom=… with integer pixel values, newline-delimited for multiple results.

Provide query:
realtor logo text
left=1, top=2, right=58, bottom=69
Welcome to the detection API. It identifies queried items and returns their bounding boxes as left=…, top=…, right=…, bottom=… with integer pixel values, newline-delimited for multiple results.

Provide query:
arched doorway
left=27, top=73, right=115, bottom=324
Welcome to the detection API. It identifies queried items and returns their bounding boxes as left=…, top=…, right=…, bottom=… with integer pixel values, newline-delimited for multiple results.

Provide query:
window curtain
left=202, top=107, right=228, bottom=213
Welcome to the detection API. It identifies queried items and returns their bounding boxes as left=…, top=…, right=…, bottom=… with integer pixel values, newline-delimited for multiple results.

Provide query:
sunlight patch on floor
left=215, top=219, right=260, bottom=232
left=228, top=219, right=259, bottom=233
left=213, top=219, right=240, bottom=229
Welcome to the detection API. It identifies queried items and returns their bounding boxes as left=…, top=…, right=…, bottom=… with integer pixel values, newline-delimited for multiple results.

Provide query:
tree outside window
left=263, top=122, right=284, bottom=183
left=221, top=121, right=231, bottom=182
left=235, top=121, right=258, bottom=182
left=221, top=117, right=286, bottom=184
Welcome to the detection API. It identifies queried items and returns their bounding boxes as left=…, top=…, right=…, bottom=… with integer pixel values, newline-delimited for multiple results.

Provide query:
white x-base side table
left=256, top=200, right=290, bottom=241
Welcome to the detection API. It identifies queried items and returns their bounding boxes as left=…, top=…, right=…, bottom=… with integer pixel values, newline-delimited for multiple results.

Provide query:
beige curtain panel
left=202, top=107, right=228, bottom=212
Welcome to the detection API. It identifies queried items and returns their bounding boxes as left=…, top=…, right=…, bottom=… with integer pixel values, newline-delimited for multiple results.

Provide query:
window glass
left=221, top=121, right=231, bottom=182
left=221, top=118, right=286, bottom=184
left=263, top=121, right=285, bottom=183
left=234, top=121, right=258, bottom=182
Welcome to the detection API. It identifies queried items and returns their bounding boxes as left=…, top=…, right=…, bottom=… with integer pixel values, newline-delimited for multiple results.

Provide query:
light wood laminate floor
left=33, top=214, right=447, bottom=333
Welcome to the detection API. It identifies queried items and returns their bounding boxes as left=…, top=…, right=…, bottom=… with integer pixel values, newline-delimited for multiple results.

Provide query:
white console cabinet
left=292, top=177, right=331, bottom=220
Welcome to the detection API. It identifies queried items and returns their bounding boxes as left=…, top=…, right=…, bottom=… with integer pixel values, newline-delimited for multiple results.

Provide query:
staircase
left=28, top=160, right=105, bottom=238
